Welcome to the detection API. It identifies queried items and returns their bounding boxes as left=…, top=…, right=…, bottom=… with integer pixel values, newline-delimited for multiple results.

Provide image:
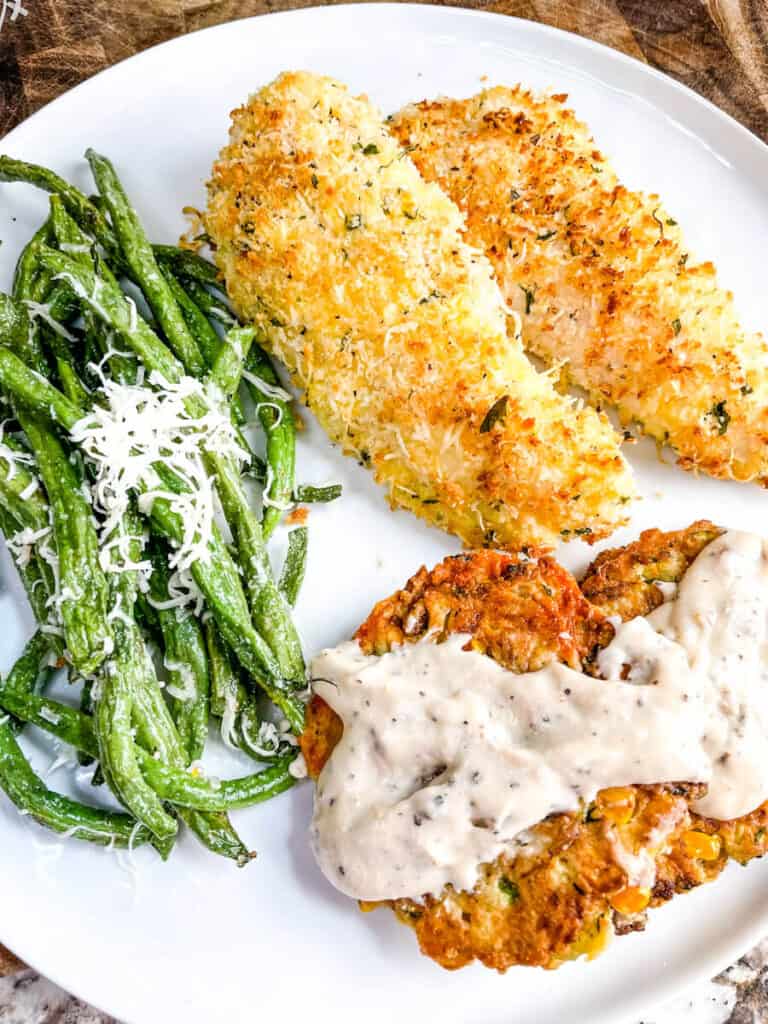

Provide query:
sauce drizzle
left=310, top=531, right=768, bottom=902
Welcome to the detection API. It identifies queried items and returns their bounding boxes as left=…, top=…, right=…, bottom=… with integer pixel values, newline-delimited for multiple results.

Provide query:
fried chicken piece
left=301, top=546, right=712, bottom=971
left=206, top=72, right=635, bottom=549
left=390, top=88, right=768, bottom=483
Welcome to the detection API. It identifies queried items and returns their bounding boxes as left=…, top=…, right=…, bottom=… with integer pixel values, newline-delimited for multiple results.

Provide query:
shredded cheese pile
left=70, top=372, right=248, bottom=596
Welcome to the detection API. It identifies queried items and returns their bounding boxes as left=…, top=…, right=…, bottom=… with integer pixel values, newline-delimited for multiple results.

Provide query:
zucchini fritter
left=206, top=72, right=635, bottom=549
left=391, top=88, right=768, bottom=483
left=302, top=529, right=768, bottom=972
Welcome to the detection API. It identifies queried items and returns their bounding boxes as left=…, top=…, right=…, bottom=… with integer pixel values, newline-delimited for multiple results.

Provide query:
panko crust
left=580, top=519, right=724, bottom=621
left=206, top=72, right=635, bottom=550
left=390, top=88, right=768, bottom=484
left=301, top=543, right=732, bottom=972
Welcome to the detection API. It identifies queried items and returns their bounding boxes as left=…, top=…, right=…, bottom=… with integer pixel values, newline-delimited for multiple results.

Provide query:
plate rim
left=4, top=1, right=768, bottom=164
left=1, top=5, right=768, bottom=1021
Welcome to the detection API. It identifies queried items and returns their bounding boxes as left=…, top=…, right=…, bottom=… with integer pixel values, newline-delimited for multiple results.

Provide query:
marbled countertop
left=0, top=944, right=763, bottom=1024
left=2, top=1, right=768, bottom=1021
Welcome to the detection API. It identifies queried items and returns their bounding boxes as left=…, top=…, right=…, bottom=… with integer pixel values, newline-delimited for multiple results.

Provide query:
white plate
left=2, top=5, right=768, bottom=1022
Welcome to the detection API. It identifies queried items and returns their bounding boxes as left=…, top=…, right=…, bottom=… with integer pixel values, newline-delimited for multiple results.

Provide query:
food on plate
left=581, top=522, right=768, bottom=900
left=301, top=522, right=768, bottom=971
left=0, top=152, right=337, bottom=860
left=205, top=71, right=636, bottom=550
left=390, top=88, right=768, bottom=483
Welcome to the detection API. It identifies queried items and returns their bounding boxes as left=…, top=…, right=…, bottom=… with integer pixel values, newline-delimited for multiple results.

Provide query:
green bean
left=180, top=277, right=235, bottom=326
left=1, top=290, right=112, bottom=676
left=47, top=196, right=96, bottom=388
left=293, top=483, right=342, bottom=504
left=209, top=326, right=254, bottom=399
left=36, top=312, right=89, bottom=409
left=129, top=649, right=253, bottom=862
left=0, top=158, right=317, bottom=862
left=243, top=348, right=296, bottom=540
left=164, top=271, right=252, bottom=431
left=0, top=447, right=48, bottom=536
left=52, top=350, right=90, bottom=409
left=206, top=618, right=239, bottom=720
left=77, top=678, right=95, bottom=767
left=20, top=415, right=112, bottom=675
left=0, top=309, right=95, bottom=662
left=85, top=150, right=205, bottom=377
left=0, top=688, right=98, bottom=756
left=113, top=528, right=251, bottom=863
left=206, top=448, right=305, bottom=687
left=147, top=469, right=302, bottom=728
left=0, top=631, right=51, bottom=734
left=37, top=248, right=184, bottom=386
left=0, top=346, right=302, bottom=721
left=0, top=348, right=81, bottom=427
left=0, top=440, right=69, bottom=663
left=0, top=291, right=305, bottom=729
left=0, top=685, right=295, bottom=813
left=0, top=299, right=82, bottom=419
left=12, top=223, right=52, bottom=310
left=92, top=511, right=182, bottom=848
left=279, top=528, right=308, bottom=608
left=0, top=159, right=226, bottom=304
left=0, top=507, right=54, bottom=630
left=204, top=618, right=263, bottom=760
left=134, top=591, right=160, bottom=635
left=0, top=155, right=119, bottom=262
left=0, top=289, right=48, bottom=378
left=49, top=194, right=94, bottom=262
left=140, top=752, right=297, bottom=812
left=160, top=266, right=221, bottom=369
left=130, top=657, right=184, bottom=761
left=0, top=716, right=150, bottom=848
left=83, top=305, right=138, bottom=388
left=38, top=249, right=252, bottom=458
left=95, top=638, right=178, bottom=845
left=0, top=430, right=81, bottom=603
left=181, top=809, right=255, bottom=865
left=147, top=544, right=209, bottom=763
left=10, top=211, right=77, bottom=331
left=153, top=247, right=221, bottom=288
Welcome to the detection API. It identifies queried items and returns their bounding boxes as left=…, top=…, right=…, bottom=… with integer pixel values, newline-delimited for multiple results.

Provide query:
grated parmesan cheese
left=22, top=300, right=77, bottom=343
left=0, top=422, right=35, bottom=482
left=69, top=371, right=248, bottom=596
left=240, top=369, right=292, bottom=402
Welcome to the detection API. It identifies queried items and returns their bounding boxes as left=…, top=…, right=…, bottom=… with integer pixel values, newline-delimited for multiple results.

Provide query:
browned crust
left=390, top=90, right=768, bottom=485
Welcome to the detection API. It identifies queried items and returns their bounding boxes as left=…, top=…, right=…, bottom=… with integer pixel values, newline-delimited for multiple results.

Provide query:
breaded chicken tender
left=391, top=88, right=768, bottom=483
left=206, top=72, right=634, bottom=549
left=301, top=528, right=768, bottom=972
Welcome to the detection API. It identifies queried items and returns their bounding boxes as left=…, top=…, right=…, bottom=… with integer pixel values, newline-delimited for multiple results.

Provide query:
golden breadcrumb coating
left=301, top=529, right=768, bottom=972
left=391, top=88, right=768, bottom=483
left=206, top=72, right=634, bottom=549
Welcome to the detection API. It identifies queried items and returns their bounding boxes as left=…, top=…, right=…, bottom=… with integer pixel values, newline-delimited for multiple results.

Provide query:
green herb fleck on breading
left=479, top=395, right=509, bottom=434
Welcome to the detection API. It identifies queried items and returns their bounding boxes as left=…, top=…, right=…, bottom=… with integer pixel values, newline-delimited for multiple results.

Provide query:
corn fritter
left=205, top=72, right=635, bottom=549
left=391, top=88, right=768, bottom=483
left=302, top=527, right=768, bottom=972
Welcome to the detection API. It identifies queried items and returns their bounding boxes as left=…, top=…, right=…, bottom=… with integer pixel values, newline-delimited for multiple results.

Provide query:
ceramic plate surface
left=2, top=6, right=768, bottom=1022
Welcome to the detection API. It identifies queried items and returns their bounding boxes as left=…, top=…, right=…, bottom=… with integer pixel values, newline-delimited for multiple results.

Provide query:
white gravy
left=310, top=530, right=768, bottom=902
